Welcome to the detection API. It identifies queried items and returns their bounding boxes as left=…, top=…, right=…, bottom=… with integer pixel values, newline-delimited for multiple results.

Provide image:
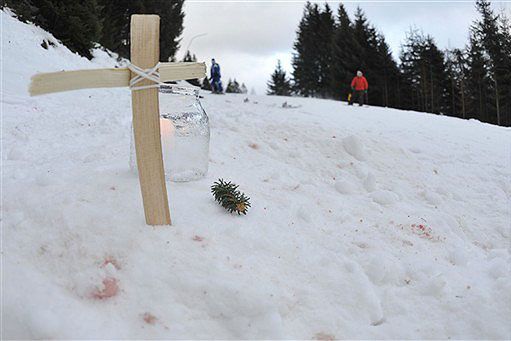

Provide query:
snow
left=2, top=9, right=511, bottom=339
left=342, top=135, right=367, bottom=161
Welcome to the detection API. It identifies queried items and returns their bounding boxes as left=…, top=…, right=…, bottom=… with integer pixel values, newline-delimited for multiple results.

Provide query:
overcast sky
left=176, top=0, right=510, bottom=94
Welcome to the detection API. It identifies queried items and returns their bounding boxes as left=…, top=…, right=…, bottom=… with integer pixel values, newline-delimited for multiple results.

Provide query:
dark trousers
left=349, top=90, right=367, bottom=106
left=211, top=77, right=222, bottom=93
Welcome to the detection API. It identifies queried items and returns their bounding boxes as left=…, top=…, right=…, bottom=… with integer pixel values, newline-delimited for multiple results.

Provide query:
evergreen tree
left=267, top=60, right=292, bottom=96
left=357, top=8, right=402, bottom=108
left=97, top=0, right=184, bottom=61
left=471, top=0, right=511, bottom=125
left=424, top=36, right=451, bottom=114
left=182, top=50, right=200, bottom=86
left=4, top=0, right=184, bottom=61
left=352, top=7, right=371, bottom=70
left=201, top=77, right=212, bottom=91
left=292, top=2, right=321, bottom=97
left=375, top=34, right=401, bottom=108
left=466, top=30, right=491, bottom=122
left=5, top=0, right=102, bottom=59
left=150, top=0, right=185, bottom=62
left=226, top=79, right=242, bottom=93
left=240, top=83, right=248, bottom=94
left=292, top=2, right=336, bottom=98
left=352, top=7, right=387, bottom=106
left=233, top=79, right=241, bottom=93
left=3, top=0, right=39, bottom=23
left=445, top=48, right=470, bottom=119
left=97, top=0, right=129, bottom=58
left=499, top=12, right=511, bottom=125
left=500, top=11, right=511, bottom=57
left=183, top=50, right=196, bottom=62
left=330, top=3, right=361, bottom=100
left=316, top=3, right=336, bottom=98
left=400, top=29, right=424, bottom=111
left=399, top=29, right=450, bottom=114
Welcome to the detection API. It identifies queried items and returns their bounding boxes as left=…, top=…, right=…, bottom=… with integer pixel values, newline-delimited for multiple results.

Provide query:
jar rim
left=159, top=84, right=199, bottom=96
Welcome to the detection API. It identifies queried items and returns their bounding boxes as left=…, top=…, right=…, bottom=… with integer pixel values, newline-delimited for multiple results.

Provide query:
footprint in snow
left=343, top=135, right=366, bottom=161
left=343, top=260, right=385, bottom=326
left=419, top=274, right=448, bottom=297
left=363, top=173, right=376, bottom=192
left=8, top=146, right=24, bottom=161
left=35, top=174, right=52, bottom=187
left=296, top=206, right=312, bottom=222
left=422, top=190, right=443, bottom=206
left=370, top=190, right=399, bottom=205
left=335, top=179, right=358, bottom=195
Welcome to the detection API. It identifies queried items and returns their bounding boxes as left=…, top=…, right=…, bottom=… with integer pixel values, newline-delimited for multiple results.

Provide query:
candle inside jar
left=129, top=85, right=210, bottom=182
left=160, top=116, right=175, bottom=175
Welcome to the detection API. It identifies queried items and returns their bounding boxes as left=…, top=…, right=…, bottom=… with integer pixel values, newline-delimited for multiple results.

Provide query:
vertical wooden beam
left=130, top=15, right=171, bottom=225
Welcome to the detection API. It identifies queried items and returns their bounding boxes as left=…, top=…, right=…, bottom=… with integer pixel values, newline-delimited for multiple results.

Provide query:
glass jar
left=130, top=85, right=210, bottom=182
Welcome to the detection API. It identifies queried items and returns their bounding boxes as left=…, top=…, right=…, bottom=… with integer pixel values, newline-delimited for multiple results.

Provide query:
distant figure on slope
left=210, top=58, right=223, bottom=94
left=349, top=70, right=368, bottom=106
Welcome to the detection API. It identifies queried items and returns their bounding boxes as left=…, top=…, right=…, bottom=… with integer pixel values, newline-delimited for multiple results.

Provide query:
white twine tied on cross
left=127, top=62, right=201, bottom=92
left=128, top=62, right=163, bottom=91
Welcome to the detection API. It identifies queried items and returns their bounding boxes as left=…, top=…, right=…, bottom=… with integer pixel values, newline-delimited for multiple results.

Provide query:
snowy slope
left=2, top=10, right=511, bottom=339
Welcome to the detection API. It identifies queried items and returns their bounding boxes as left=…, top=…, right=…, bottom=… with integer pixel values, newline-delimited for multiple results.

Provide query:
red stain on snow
left=192, top=235, right=204, bottom=242
left=101, top=256, right=121, bottom=270
left=143, top=312, right=158, bottom=325
left=411, top=223, right=436, bottom=240
left=92, top=277, right=119, bottom=299
left=396, top=222, right=444, bottom=242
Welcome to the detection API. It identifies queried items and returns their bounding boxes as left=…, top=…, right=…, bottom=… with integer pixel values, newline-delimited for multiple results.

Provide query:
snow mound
left=370, top=189, right=399, bottom=205
left=343, top=135, right=367, bottom=161
left=335, top=179, right=358, bottom=195
left=2, top=10, right=511, bottom=340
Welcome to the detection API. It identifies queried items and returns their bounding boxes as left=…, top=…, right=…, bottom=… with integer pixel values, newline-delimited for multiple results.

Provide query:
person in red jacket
left=349, top=70, right=368, bottom=106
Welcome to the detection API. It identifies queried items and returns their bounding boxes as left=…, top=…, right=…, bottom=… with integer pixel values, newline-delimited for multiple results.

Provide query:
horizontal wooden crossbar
left=29, top=62, right=206, bottom=96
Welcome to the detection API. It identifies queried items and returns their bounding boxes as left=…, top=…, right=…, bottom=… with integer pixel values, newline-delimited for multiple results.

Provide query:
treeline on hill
left=268, top=0, right=511, bottom=126
left=201, top=77, right=248, bottom=94
left=225, top=79, right=248, bottom=94
left=3, top=0, right=184, bottom=61
left=182, top=51, right=248, bottom=93
left=183, top=51, right=248, bottom=92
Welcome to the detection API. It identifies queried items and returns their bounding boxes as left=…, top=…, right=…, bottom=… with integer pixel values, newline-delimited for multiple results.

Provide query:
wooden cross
left=28, top=15, right=206, bottom=226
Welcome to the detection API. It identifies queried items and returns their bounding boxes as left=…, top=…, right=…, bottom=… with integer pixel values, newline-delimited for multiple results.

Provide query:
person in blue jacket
left=210, top=58, right=223, bottom=93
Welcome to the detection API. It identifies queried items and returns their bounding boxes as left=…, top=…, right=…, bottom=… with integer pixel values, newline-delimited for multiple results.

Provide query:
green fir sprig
left=211, top=179, right=251, bottom=215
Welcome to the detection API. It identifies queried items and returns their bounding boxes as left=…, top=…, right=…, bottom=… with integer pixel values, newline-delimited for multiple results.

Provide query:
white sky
left=177, top=0, right=510, bottom=94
